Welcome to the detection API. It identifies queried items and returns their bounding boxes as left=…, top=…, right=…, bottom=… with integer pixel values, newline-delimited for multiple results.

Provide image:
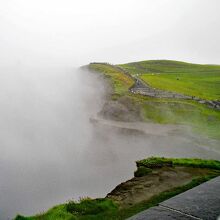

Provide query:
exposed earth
left=107, top=166, right=217, bottom=209
left=128, top=176, right=220, bottom=220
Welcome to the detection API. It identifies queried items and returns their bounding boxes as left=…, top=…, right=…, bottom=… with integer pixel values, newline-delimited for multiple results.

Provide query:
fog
left=1, top=0, right=220, bottom=66
left=1, top=0, right=220, bottom=219
left=1, top=68, right=220, bottom=219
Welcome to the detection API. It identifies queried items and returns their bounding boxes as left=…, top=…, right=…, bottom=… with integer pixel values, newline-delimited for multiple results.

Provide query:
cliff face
left=15, top=157, right=220, bottom=220
left=99, top=96, right=142, bottom=122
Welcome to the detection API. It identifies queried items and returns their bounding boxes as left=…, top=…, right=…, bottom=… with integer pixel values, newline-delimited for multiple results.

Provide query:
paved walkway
left=127, top=176, right=220, bottom=220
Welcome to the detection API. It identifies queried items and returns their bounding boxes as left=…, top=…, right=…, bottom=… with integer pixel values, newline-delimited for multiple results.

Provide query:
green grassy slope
left=141, top=99, right=220, bottom=138
left=89, top=61, right=220, bottom=139
left=88, top=63, right=134, bottom=97
left=120, top=60, right=220, bottom=100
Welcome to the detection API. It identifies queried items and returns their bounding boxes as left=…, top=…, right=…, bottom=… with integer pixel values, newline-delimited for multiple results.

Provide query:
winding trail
left=130, top=76, right=190, bottom=99
left=114, top=65, right=220, bottom=110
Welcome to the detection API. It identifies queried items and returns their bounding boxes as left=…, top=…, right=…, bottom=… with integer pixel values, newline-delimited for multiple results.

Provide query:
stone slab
left=128, top=176, right=220, bottom=220
left=127, top=206, right=194, bottom=220
left=161, top=176, right=220, bottom=220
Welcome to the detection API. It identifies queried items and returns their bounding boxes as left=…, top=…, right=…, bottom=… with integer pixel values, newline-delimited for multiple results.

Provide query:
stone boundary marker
left=127, top=176, right=220, bottom=220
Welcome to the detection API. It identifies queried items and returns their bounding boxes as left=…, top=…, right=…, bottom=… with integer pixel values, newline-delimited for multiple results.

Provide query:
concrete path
left=127, top=176, right=220, bottom=220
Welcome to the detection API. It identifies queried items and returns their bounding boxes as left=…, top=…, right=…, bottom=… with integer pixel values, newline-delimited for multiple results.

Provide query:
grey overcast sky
left=0, top=0, right=220, bottom=67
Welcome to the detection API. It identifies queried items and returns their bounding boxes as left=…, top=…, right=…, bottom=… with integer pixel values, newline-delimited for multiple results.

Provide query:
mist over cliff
left=1, top=0, right=220, bottom=219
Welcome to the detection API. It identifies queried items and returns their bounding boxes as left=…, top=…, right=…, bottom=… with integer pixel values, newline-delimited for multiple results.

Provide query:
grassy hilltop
left=119, top=60, right=220, bottom=100
left=89, top=60, right=220, bottom=139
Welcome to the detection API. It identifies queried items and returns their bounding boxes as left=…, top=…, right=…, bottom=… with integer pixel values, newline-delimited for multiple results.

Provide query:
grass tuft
left=134, top=166, right=152, bottom=177
left=137, top=157, right=220, bottom=170
left=66, top=198, right=118, bottom=216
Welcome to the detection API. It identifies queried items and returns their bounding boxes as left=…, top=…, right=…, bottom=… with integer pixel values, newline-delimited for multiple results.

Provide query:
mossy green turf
left=88, top=63, right=134, bottom=97
left=15, top=158, right=220, bottom=220
left=15, top=199, right=118, bottom=220
left=141, top=99, right=220, bottom=139
left=119, top=60, right=220, bottom=100
left=89, top=61, right=220, bottom=139
left=136, top=157, right=220, bottom=170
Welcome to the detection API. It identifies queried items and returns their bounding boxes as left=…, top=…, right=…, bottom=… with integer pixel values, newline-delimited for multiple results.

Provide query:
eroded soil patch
left=107, top=166, right=218, bottom=209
